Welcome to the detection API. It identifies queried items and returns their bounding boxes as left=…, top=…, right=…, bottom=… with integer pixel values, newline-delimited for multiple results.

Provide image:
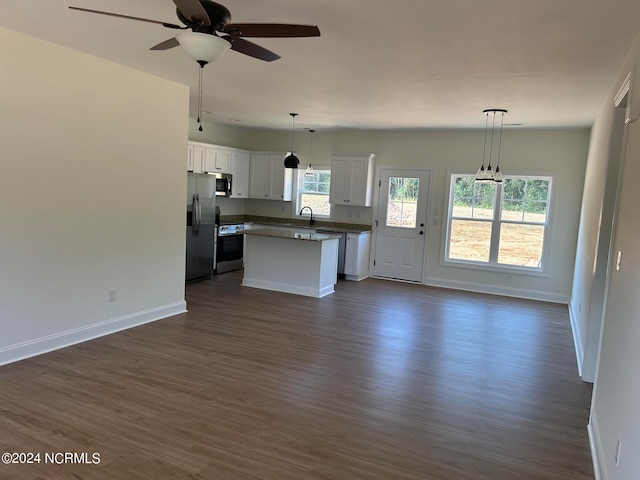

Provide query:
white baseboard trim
left=568, top=300, right=585, bottom=378
left=0, top=301, right=186, bottom=366
left=242, top=278, right=333, bottom=298
left=423, top=276, right=569, bottom=304
left=588, top=412, right=605, bottom=480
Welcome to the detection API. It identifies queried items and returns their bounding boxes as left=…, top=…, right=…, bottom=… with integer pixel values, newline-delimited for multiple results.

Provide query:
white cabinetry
left=187, top=143, right=205, bottom=173
left=344, top=231, right=371, bottom=281
left=249, top=153, right=293, bottom=201
left=204, top=146, right=231, bottom=173
left=230, top=150, right=250, bottom=198
left=329, top=153, right=376, bottom=206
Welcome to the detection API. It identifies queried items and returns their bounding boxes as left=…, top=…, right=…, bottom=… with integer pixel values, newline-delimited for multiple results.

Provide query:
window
left=445, top=175, right=552, bottom=272
left=297, top=168, right=331, bottom=218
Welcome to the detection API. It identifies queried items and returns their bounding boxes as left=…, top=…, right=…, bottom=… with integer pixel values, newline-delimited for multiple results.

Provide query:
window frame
left=442, top=173, right=553, bottom=276
left=295, top=166, right=332, bottom=220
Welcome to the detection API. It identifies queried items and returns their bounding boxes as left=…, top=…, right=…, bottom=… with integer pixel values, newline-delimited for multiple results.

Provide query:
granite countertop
left=244, top=228, right=342, bottom=242
left=220, top=215, right=371, bottom=234
left=244, top=221, right=370, bottom=234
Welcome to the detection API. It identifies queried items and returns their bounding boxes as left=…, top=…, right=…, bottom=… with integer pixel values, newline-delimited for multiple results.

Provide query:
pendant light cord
left=481, top=112, right=489, bottom=169
left=496, top=111, right=504, bottom=169
left=290, top=113, right=297, bottom=153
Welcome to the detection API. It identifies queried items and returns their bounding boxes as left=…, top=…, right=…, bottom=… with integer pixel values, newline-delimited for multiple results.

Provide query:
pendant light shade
left=476, top=108, right=507, bottom=183
left=305, top=129, right=316, bottom=177
left=284, top=113, right=300, bottom=168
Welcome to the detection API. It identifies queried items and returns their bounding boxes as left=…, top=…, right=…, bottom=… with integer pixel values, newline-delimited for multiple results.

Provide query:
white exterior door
left=374, top=169, right=430, bottom=282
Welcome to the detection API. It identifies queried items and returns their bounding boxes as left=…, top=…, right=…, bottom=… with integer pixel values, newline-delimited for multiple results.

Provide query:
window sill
left=440, top=258, right=549, bottom=278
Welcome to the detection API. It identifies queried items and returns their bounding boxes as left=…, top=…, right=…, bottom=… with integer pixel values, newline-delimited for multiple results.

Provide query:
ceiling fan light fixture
left=176, top=32, right=231, bottom=63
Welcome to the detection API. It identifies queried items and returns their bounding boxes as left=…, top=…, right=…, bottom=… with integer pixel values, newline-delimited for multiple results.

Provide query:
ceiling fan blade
left=172, top=0, right=211, bottom=26
left=223, top=36, right=280, bottom=62
left=68, top=6, right=182, bottom=29
left=223, top=23, right=320, bottom=38
left=150, top=37, right=180, bottom=51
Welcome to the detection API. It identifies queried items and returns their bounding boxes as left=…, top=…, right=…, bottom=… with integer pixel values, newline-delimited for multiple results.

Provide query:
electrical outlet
left=615, top=438, right=622, bottom=466
left=108, top=289, right=117, bottom=303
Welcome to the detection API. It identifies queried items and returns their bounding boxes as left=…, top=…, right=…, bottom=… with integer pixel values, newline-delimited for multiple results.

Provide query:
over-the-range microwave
left=209, top=172, right=232, bottom=196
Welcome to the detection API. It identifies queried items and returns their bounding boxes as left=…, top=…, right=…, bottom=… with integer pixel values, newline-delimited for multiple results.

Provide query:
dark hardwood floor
left=0, top=272, right=594, bottom=479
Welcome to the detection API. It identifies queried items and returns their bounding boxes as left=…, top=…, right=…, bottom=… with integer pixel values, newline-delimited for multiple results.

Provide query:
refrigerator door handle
left=196, top=193, right=202, bottom=236
left=191, top=193, right=198, bottom=236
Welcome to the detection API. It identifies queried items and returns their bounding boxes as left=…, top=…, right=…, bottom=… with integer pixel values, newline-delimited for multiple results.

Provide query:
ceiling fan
left=69, top=0, right=320, bottom=130
left=69, top=0, right=321, bottom=63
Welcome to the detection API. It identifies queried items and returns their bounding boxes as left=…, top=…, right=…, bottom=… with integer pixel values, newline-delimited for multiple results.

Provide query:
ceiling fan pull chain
left=197, top=61, right=207, bottom=132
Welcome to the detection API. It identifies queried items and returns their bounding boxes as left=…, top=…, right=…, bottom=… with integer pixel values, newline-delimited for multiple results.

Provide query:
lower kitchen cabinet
left=344, top=231, right=371, bottom=281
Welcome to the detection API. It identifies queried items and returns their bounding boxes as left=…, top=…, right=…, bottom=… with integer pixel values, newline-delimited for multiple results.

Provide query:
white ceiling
left=2, top=0, right=640, bottom=131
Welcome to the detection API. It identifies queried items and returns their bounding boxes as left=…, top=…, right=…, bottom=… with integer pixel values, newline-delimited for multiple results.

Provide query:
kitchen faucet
left=299, top=206, right=315, bottom=226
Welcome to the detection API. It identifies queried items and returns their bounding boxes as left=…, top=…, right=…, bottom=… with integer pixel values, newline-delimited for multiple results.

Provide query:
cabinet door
left=268, top=155, right=285, bottom=199
left=344, top=232, right=371, bottom=280
left=215, top=149, right=231, bottom=173
left=188, top=144, right=205, bottom=173
left=348, top=159, right=370, bottom=206
left=249, top=154, right=270, bottom=198
left=329, top=157, right=350, bottom=204
left=344, top=234, right=359, bottom=275
left=230, top=151, right=250, bottom=198
left=204, top=147, right=231, bottom=173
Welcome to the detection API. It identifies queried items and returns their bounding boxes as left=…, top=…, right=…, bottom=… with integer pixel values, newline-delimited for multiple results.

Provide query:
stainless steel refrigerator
left=186, top=173, right=216, bottom=282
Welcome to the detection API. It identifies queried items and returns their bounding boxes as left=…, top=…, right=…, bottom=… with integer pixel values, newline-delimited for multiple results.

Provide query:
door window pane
left=498, top=224, right=545, bottom=267
left=448, top=220, right=492, bottom=262
left=386, top=177, right=419, bottom=228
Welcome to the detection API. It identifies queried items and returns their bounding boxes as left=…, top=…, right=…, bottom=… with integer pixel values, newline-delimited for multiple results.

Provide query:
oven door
left=216, top=233, right=244, bottom=273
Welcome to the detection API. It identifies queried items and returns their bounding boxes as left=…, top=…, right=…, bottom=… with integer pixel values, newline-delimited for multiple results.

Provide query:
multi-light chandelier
left=476, top=108, right=507, bottom=183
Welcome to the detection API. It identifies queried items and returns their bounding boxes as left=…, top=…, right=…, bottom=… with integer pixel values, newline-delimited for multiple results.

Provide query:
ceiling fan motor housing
left=177, top=0, right=231, bottom=32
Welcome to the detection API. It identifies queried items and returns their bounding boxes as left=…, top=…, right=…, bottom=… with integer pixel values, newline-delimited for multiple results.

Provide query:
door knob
left=419, top=231, right=424, bottom=235
left=420, top=223, right=425, bottom=227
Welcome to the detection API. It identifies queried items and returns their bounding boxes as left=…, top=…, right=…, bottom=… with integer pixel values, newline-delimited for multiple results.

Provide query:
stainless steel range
left=215, top=223, right=244, bottom=273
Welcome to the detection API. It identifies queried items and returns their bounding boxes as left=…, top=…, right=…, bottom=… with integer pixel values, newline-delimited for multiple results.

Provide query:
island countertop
left=243, top=228, right=342, bottom=242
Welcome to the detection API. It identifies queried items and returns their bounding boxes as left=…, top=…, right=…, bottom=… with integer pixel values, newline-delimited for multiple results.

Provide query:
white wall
left=0, top=28, right=189, bottom=364
left=587, top=32, right=640, bottom=480
left=195, top=122, right=589, bottom=303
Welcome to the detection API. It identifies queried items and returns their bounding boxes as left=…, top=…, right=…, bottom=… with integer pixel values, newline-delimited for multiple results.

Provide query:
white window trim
left=441, top=173, right=554, bottom=277
left=295, top=166, right=332, bottom=219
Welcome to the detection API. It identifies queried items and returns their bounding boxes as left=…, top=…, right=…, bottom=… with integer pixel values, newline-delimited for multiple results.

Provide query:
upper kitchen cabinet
left=329, top=153, right=376, bottom=206
left=230, top=150, right=250, bottom=198
left=187, top=142, right=206, bottom=173
left=249, top=153, right=293, bottom=201
left=203, top=146, right=231, bottom=174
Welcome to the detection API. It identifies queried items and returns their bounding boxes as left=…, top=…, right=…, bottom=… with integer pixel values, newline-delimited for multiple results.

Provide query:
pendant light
left=305, top=129, right=316, bottom=177
left=284, top=113, right=300, bottom=168
left=476, top=108, right=507, bottom=183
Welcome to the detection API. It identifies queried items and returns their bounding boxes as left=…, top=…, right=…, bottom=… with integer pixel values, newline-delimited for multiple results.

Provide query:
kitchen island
left=242, top=228, right=341, bottom=298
